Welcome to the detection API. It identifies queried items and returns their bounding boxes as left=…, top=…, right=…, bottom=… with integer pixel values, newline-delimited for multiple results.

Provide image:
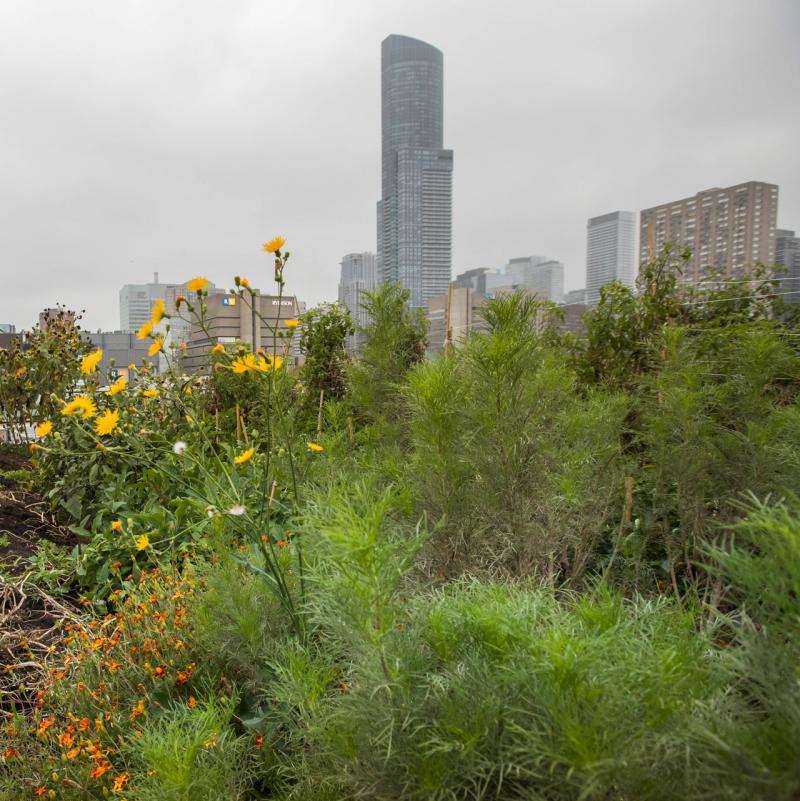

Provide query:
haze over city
left=1, top=0, right=798, bottom=331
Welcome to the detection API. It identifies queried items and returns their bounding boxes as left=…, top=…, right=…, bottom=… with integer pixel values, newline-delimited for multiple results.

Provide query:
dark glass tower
left=377, top=35, right=453, bottom=309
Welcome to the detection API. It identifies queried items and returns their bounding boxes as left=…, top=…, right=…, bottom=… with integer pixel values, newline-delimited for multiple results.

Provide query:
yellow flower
left=307, top=441, right=324, bottom=452
left=94, top=408, right=120, bottom=436
left=128, top=363, right=137, bottom=371
left=136, top=321, right=153, bottom=340
left=284, top=319, right=299, bottom=330
left=186, top=277, right=209, bottom=292
left=80, top=349, right=103, bottom=374
left=111, top=520, right=122, bottom=532
left=148, top=339, right=163, bottom=357
left=262, top=236, right=286, bottom=254
left=135, top=534, right=150, bottom=551
left=15, top=367, right=26, bottom=378
left=240, top=277, right=250, bottom=289
left=142, top=388, right=159, bottom=398
left=231, top=354, right=256, bottom=374
left=211, top=343, right=225, bottom=354
left=107, top=376, right=127, bottom=395
left=36, top=421, right=53, bottom=438
left=234, top=447, right=255, bottom=465
left=269, top=355, right=283, bottom=370
left=150, top=298, right=165, bottom=324
left=62, top=396, right=97, bottom=419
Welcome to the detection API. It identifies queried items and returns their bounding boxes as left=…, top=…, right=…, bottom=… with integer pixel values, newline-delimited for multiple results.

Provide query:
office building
left=775, top=228, right=800, bottom=305
left=639, top=181, right=778, bottom=282
left=338, top=252, right=377, bottom=354
left=0, top=324, right=15, bottom=334
left=119, top=274, right=214, bottom=341
left=504, top=257, right=564, bottom=303
left=183, top=290, right=301, bottom=374
left=586, top=211, right=636, bottom=305
left=378, top=34, right=453, bottom=310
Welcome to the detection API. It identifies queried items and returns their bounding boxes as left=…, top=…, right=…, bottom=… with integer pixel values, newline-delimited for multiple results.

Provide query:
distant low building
left=504, top=257, right=564, bottom=303
left=85, top=331, right=151, bottom=378
left=562, top=288, right=587, bottom=305
left=0, top=324, right=15, bottom=334
left=427, top=287, right=485, bottom=354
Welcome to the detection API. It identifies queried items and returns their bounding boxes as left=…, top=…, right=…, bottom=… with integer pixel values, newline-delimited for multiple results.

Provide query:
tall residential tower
left=586, top=211, right=637, bottom=305
left=377, top=34, right=453, bottom=310
left=639, top=181, right=778, bottom=282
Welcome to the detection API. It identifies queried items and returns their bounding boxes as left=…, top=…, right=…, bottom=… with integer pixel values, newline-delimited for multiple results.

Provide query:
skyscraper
left=586, top=211, right=637, bottom=305
left=338, top=252, right=377, bottom=354
left=639, top=181, right=778, bottom=282
left=504, top=256, right=564, bottom=303
left=378, top=34, right=453, bottom=310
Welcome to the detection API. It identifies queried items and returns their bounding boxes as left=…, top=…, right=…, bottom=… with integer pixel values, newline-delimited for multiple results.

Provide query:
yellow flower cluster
left=230, top=353, right=283, bottom=374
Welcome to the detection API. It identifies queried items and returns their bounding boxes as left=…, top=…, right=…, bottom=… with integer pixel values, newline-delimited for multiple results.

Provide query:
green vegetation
left=1, top=244, right=799, bottom=800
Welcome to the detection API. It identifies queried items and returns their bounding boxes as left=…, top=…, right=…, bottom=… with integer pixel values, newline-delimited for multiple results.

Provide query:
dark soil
left=0, top=449, right=83, bottom=715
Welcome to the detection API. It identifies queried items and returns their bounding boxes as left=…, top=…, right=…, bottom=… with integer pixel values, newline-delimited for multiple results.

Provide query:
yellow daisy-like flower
left=150, top=298, right=166, bottom=324
left=36, top=420, right=53, bottom=438
left=211, top=343, right=225, bottom=354
left=231, top=354, right=257, bottom=374
left=234, top=447, right=255, bottom=465
left=94, top=408, right=120, bottom=436
left=15, top=366, right=26, bottom=378
left=307, top=441, right=324, bottom=453
left=128, top=363, right=137, bottom=371
left=135, top=534, right=150, bottom=551
left=284, top=319, right=299, bottom=330
left=62, top=396, right=97, bottom=419
left=80, top=349, right=103, bottom=375
left=107, top=376, right=127, bottom=395
left=240, top=277, right=250, bottom=289
left=136, top=321, right=153, bottom=340
left=148, top=339, right=163, bottom=357
left=186, top=277, right=209, bottom=292
left=111, top=520, right=122, bottom=532
left=262, top=236, right=286, bottom=254
left=142, top=388, right=159, bottom=398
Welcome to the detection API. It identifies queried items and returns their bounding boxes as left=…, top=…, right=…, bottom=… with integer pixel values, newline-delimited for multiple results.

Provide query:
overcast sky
left=1, top=0, right=798, bottom=331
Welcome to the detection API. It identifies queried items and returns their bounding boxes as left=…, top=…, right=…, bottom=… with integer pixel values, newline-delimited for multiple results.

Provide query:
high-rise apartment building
left=504, top=257, right=564, bottom=303
left=639, top=181, right=778, bottom=282
left=338, top=252, right=377, bottom=354
left=586, top=211, right=636, bottom=305
left=377, top=34, right=453, bottom=310
left=775, top=228, right=800, bottom=305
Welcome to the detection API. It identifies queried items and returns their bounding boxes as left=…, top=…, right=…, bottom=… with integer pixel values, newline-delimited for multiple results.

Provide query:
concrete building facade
left=378, top=34, right=453, bottom=310
left=183, top=291, right=301, bottom=374
left=639, top=181, right=779, bottom=282
left=586, top=211, right=636, bottom=305
left=775, top=228, right=800, bottom=305
left=427, top=287, right=485, bottom=354
left=85, top=331, right=151, bottom=378
left=338, top=252, right=377, bottom=354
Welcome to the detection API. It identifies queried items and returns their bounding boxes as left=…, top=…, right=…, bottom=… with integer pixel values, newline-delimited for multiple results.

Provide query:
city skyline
left=1, top=1, right=798, bottom=331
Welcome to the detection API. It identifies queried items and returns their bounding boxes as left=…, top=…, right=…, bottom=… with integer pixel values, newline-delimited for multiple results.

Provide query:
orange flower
left=77, top=718, right=90, bottom=731
left=89, top=760, right=111, bottom=779
left=254, top=734, right=263, bottom=747
left=262, top=236, right=286, bottom=254
left=2, top=748, right=17, bottom=758
left=175, top=663, right=194, bottom=686
left=65, top=747, right=81, bottom=760
left=112, top=773, right=129, bottom=792
left=34, top=788, right=47, bottom=797
left=130, top=699, right=145, bottom=720
left=153, top=664, right=167, bottom=678
left=36, top=718, right=55, bottom=736
left=187, top=695, right=197, bottom=708
left=58, top=731, right=74, bottom=748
